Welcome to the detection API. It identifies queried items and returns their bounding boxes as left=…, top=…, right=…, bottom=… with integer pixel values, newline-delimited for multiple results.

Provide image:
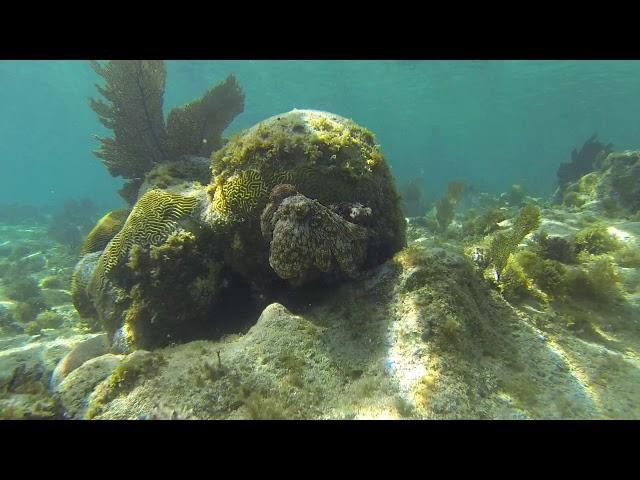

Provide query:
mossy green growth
left=503, top=184, right=525, bottom=206
left=5, top=275, right=41, bottom=302
left=533, top=232, right=576, bottom=264
left=573, top=225, right=621, bottom=256
left=87, top=351, right=165, bottom=419
left=89, top=189, right=198, bottom=293
left=276, top=351, right=306, bottom=388
left=516, top=251, right=567, bottom=298
left=499, top=258, right=534, bottom=302
left=111, top=227, right=228, bottom=350
left=562, top=171, right=601, bottom=209
left=39, top=276, right=66, bottom=290
left=208, top=109, right=406, bottom=271
left=615, top=244, right=640, bottom=268
left=242, top=391, right=289, bottom=420
left=564, top=256, right=623, bottom=306
left=34, top=310, right=65, bottom=329
left=5, top=274, right=47, bottom=323
left=463, top=207, right=507, bottom=238
left=436, top=180, right=466, bottom=232
left=562, top=190, right=585, bottom=208
left=486, top=204, right=541, bottom=280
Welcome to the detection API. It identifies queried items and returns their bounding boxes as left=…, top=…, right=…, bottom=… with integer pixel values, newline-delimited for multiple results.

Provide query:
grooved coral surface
left=208, top=109, right=406, bottom=264
left=70, top=251, right=102, bottom=320
left=90, top=189, right=198, bottom=290
left=80, top=209, right=130, bottom=256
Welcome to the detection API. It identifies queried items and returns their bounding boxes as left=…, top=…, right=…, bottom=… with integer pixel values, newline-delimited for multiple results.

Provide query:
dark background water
left=1, top=60, right=639, bottom=211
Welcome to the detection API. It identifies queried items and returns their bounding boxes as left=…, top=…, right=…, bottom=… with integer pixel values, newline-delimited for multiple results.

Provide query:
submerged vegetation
left=89, top=60, right=245, bottom=204
left=436, top=180, right=466, bottom=232
left=2, top=62, right=640, bottom=421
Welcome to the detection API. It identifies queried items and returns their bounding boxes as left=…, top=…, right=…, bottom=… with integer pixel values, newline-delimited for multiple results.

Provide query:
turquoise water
left=2, top=60, right=640, bottom=207
left=2, top=60, right=640, bottom=419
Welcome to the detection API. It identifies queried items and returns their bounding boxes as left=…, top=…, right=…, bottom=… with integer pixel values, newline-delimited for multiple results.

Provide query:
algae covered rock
left=63, top=238, right=640, bottom=420
left=200, top=109, right=406, bottom=288
left=56, top=353, right=124, bottom=419
left=561, top=150, right=640, bottom=216
left=50, top=333, right=110, bottom=391
left=72, top=110, right=406, bottom=351
left=207, top=109, right=405, bottom=261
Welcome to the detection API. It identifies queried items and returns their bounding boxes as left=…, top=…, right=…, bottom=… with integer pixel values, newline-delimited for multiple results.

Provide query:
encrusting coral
left=89, top=60, right=244, bottom=204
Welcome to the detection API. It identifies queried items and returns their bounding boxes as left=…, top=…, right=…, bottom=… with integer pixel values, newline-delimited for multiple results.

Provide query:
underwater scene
left=1, top=60, right=639, bottom=420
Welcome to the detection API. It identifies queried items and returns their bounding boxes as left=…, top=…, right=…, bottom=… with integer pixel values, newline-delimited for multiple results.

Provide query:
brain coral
left=88, top=189, right=198, bottom=292
left=207, top=109, right=405, bottom=264
left=80, top=209, right=130, bottom=255
left=72, top=110, right=406, bottom=351
left=261, top=188, right=369, bottom=284
left=70, top=251, right=102, bottom=323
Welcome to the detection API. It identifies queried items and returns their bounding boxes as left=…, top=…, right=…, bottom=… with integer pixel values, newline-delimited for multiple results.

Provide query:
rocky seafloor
left=1, top=199, right=639, bottom=420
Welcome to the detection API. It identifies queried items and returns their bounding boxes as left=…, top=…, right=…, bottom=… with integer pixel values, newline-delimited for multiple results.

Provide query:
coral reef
left=207, top=110, right=406, bottom=281
left=89, top=189, right=199, bottom=292
left=166, top=75, right=244, bottom=159
left=70, top=110, right=405, bottom=351
left=3, top=162, right=640, bottom=419
left=80, top=209, right=129, bottom=255
left=89, top=60, right=244, bottom=203
left=557, top=133, right=613, bottom=190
